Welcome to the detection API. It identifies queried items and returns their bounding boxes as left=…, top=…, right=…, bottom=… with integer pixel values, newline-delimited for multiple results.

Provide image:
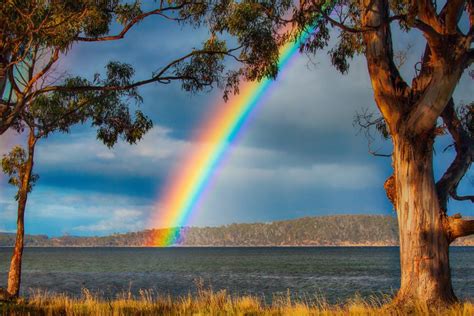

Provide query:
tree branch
left=436, top=99, right=473, bottom=210
left=368, top=150, right=391, bottom=157
left=438, top=0, right=466, bottom=34
left=448, top=214, right=474, bottom=241
left=413, top=19, right=442, bottom=43
left=323, top=12, right=405, bottom=34
left=407, top=60, right=465, bottom=134
left=451, top=193, right=474, bottom=202
left=469, top=1, right=474, bottom=38
left=25, top=48, right=59, bottom=93
left=468, top=49, right=474, bottom=67
left=29, top=48, right=240, bottom=99
left=360, top=0, right=410, bottom=129
left=74, top=4, right=191, bottom=42
left=417, top=0, right=443, bottom=33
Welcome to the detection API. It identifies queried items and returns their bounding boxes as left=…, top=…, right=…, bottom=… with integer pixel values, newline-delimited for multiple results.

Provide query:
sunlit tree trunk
left=392, top=132, right=456, bottom=304
left=7, top=131, right=35, bottom=298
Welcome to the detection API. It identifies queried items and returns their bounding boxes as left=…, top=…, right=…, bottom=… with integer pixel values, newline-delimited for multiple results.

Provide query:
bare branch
left=394, top=43, right=413, bottom=68
left=436, top=99, right=473, bottom=210
left=451, top=193, right=474, bottom=202
left=368, top=149, right=391, bottom=157
left=24, top=48, right=59, bottom=94
left=353, top=108, right=392, bottom=158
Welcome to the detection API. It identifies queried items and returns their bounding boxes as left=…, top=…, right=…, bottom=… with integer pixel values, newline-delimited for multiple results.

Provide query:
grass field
left=1, top=288, right=473, bottom=315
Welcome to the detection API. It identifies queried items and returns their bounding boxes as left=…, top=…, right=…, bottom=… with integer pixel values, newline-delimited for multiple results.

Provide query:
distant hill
left=1, top=215, right=473, bottom=247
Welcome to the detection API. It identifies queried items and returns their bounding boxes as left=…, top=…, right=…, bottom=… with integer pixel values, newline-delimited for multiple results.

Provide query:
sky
left=0, top=12, right=472, bottom=237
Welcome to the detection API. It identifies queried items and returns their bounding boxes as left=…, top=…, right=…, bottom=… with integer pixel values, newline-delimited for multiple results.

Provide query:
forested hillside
left=1, top=215, right=473, bottom=247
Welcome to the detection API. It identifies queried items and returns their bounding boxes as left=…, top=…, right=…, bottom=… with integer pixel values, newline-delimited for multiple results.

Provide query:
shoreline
left=1, top=244, right=474, bottom=248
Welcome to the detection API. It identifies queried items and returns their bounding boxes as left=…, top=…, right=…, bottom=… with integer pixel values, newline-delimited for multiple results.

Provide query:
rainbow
left=149, top=1, right=334, bottom=246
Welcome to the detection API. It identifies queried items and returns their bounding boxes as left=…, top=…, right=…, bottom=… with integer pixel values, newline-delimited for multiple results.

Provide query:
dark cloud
left=1, top=16, right=472, bottom=236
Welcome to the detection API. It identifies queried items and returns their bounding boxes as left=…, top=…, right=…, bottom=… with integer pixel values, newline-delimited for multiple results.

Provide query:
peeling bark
left=392, top=133, right=456, bottom=305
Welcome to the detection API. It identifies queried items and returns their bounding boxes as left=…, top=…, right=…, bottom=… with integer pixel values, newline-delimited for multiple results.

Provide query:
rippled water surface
left=1, top=247, right=473, bottom=302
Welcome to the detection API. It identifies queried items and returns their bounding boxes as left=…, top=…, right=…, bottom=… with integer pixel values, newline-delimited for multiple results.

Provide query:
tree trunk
left=6, top=132, right=35, bottom=298
left=392, top=132, right=456, bottom=305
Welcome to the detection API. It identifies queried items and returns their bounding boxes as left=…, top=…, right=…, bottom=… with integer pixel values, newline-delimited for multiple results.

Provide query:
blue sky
left=0, top=14, right=472, bottom=236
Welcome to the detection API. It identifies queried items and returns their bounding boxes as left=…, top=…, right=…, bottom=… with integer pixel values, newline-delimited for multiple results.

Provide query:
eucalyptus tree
left=207, top=0, right=474, bottom=305
left=0, top=0, right=244, bottom=300
left=1, top=60, right=154, bottom=298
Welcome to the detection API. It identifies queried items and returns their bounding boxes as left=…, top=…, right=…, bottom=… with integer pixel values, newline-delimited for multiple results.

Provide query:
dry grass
left=1, top=287, right=473, bottom=315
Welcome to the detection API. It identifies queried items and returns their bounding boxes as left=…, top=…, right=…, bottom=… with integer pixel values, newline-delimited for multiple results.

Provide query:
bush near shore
left=1, top=288, right=473, bottom=316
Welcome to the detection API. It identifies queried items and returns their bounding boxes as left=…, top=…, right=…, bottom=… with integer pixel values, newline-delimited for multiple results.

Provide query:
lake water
left=1, top=247, right=473, bottom=303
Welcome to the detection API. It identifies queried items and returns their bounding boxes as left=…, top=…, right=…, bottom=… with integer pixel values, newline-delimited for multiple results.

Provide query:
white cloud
left=259, top=55, right=375, bottom=132
left=35, top=126, right=190, bottom=178
left=73, top=208, right=145, bottom=233
left=211, top=161, right=380, bottom=190
left=96, top=151, right=115, bottom=160
left=23, top=188, right=149, bottom=221
left=0, top=196, right=17, bottom=221
left=0, top=130, right=25, bottom=156
left=0, top=187, right=153, bottom=235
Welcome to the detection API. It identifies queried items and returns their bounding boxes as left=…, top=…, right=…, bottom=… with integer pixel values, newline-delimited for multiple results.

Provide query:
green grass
left=1, top=288, right=473, bottom=315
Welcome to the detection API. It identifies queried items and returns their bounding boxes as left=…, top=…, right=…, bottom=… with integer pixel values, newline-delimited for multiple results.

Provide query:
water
left=1, top=247, right=473, bottom=303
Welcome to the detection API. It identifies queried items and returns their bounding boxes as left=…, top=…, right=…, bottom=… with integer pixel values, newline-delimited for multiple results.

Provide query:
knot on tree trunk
left=384, top=174, right=396, bottom=206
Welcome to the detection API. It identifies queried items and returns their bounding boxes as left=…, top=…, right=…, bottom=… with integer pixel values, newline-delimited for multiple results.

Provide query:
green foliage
left=459, top=102, right=473, bottom=139
left=114, top=1, right=143, bottom=25
left=1, top=0, right=114, bottom=51
left=206, top=0, right=430, bottom=78
left=329, top=31, right=364, bottom=74
left=176, top=37, right=227, bottom=93
left=1, top=146, right=39, bottom=200
left=27, top=61, right=152, bottom=147
left=210, top=0, right=292, bottom=81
